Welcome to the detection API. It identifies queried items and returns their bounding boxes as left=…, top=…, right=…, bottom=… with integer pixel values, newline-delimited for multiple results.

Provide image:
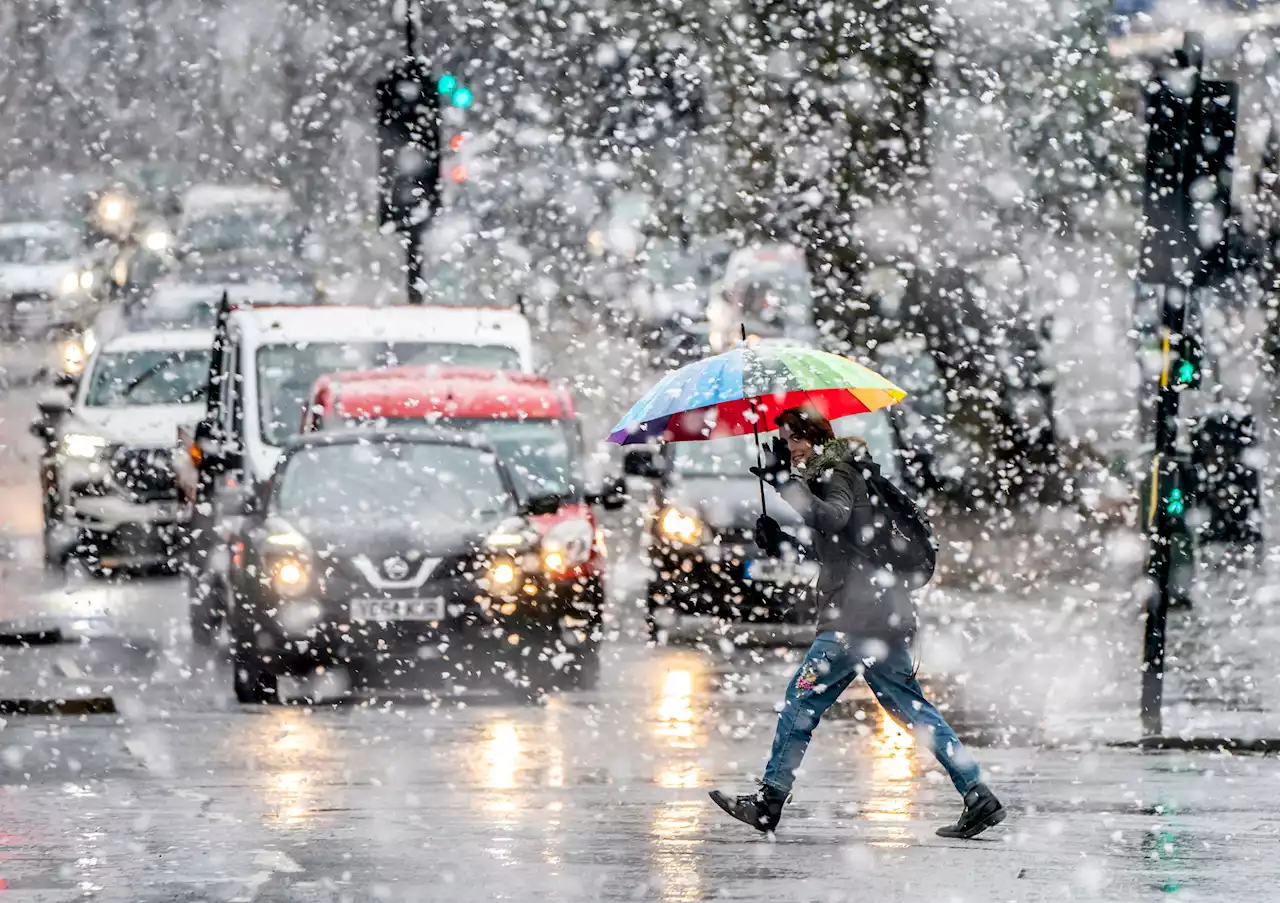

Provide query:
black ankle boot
left=708, top=782, right=789, bottom=833
left=936, top=783, right=1006, bottom=839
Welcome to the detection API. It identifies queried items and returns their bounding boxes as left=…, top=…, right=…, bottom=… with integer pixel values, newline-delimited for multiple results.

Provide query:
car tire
left=233, top=653, right=280, bottom=705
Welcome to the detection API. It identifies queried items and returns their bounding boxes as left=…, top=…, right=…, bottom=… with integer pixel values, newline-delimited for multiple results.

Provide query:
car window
left=361, top=416, right=579, bottom=500
left=0, top=234, right=77, bottom=264
left=84, top=348, right=211, bottom=407
left=272, top=442, right=515, bottom=525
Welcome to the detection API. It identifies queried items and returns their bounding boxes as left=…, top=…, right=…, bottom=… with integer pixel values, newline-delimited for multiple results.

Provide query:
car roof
left=232, top=304, right=532, bottom=346
left=322, top=367, right=570, bottom=421
left=281, top=427, right=496, bottom=454
left=103, top=328, right=215, bottom=353
left=150, top=281, right=313, bottom=304
left=0, top=220, right=79, bottom=241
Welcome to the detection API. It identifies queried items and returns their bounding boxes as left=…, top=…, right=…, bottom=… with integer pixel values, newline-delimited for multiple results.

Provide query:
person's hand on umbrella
left=749, top=436, right=791, bottom=487
left=754, top=514, right=784, bottom=557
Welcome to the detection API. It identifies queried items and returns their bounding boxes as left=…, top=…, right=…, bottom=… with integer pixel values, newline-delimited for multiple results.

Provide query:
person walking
left=709, top=404, right=1005, bottom=839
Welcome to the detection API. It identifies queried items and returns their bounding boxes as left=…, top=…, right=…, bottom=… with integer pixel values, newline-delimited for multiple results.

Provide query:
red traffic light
left=450, top=165, right=468, bottom=183
left=449, top=134, right=464, bottom=152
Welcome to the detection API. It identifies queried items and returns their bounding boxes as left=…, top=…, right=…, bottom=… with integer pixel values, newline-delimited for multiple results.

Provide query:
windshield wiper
left=120, top=352, right=187, bottom=399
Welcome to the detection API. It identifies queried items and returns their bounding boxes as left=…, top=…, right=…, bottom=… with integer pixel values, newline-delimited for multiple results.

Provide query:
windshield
left=644, top=243, right=705, bottom=290
left=672, top=412, right=901, bottom=484
left=273, top=442, right=515, bottom=524
left=84, top=347, right=211, bottom=407
left=0, top=234, right=78, bottom=264
left=181, top=211, right=300, bottom=254
left=257, top=341, right=523, bottom=445
left=363, top=417, right=578, bottom=499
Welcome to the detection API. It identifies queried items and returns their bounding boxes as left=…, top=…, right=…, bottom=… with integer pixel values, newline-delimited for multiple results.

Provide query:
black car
left=224, top=429, right=594, bottom=703
left=626, top=414, right=904, bottom=642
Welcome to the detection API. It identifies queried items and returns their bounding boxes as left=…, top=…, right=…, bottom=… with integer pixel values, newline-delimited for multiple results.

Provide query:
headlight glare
left=78, top=270, right=94, bottom=290
left=659, top=506, right=703, bottom=546
left=61, top=340, right=86, bottom=375
left=486, top=559, right=520, bottom=591
left=59, top=272, right=79, bottom=295
left=62, top=433, right=107, bottom=460
left=269, top=556, right=310, bottom=598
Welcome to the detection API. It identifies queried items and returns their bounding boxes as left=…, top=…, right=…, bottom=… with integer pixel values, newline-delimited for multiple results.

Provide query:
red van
left=302, top=366, right=622, bottom=630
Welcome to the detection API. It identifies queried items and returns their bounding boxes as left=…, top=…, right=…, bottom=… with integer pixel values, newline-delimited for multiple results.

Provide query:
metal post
left=406, top=224, right=425, bottom=305
left=1141, top=284, right=1188, bottom=737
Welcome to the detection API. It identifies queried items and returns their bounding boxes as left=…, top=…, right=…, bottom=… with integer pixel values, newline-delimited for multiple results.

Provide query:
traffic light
left=436, top=73, right=473, bottom=109
left=1186, top=80, right=1238, bottom=286
left=376, top=57, right=440, bottom=231
left=1172, top=325, right=1203, bottom=389
left=1166, top=485, right=1185, bottom=516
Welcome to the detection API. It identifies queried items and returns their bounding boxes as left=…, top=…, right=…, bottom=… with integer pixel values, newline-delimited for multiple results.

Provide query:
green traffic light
left=1166, top=487, right=1185, bottom=517
left=451, top=86, right=473, bottom=109
left=1176, top=360, right=1196, bottom=384
left=437, top=74, right=457, bottom=95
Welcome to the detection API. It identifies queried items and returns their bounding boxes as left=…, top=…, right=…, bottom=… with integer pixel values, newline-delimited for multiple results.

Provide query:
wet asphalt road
left=3, top=358, right=1280, bottom=899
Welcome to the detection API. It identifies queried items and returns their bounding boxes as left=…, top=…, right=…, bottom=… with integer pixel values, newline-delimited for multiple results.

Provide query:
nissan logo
left=382, top=556, right=411, bottom=581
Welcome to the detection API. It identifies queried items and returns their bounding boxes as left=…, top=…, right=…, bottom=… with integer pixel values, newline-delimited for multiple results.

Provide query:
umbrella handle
left=743, top=323, right=768, bottom=517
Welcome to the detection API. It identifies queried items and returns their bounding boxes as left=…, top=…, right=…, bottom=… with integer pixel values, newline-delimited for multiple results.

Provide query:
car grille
left=109, top=447, right=177, bottom=502
left=1, top=292, right=54, bottom=338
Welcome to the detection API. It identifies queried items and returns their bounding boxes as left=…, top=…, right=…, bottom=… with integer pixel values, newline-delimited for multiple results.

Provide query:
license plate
left=350, top=598, right=445, bottom=622
left=744, top=560, right=818, bottom=584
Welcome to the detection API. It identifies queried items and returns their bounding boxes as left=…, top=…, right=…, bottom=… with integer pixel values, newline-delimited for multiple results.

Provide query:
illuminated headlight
left=82, top=329, right=98, bottom=356
left=61, top=339, right=86, bottom=375
left=99, top=195, right=128, bottom=223
left=485, top=559, right=521, bottom=592
left=541, top=518, right=593, bottom=575
left=61, top=433, right=108, bottom=460
left=59, top=272, right=79, bottom=295
left=269, top=556, right=310, bottom=598
left=659, top=505, right=703, bottom=546
left=79, top=270, right=95, bottom=290
left=143, top=230, right=170, bottom=252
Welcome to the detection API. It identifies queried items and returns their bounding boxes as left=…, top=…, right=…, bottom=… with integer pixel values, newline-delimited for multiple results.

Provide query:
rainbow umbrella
left=607, top=342, right=906, bottom=446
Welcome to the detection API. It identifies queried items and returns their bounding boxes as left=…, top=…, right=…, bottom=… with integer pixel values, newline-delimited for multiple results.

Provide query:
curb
left=0, top=696, right=116, bottom=716
left=1109, top=736, right=1280, bottom=753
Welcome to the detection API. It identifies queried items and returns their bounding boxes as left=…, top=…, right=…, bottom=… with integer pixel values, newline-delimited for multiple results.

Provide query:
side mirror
left=36, top=389, right=73, bottom=418
left=522, top=494, right=562, bottom=517
left=52, top=370, right=79, bottom=389
left=587, top=477, right=628, bottom=511
left=623, top=449, right=662, bottom=479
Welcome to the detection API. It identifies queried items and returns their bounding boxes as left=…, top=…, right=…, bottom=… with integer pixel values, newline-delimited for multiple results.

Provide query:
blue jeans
left=762, top=631, right=981, bottom=797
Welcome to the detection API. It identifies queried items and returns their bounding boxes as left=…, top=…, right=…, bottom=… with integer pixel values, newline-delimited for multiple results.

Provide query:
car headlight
left=61, top=339, right=86, bottom=375
left=59, top=272, right=80, bottom=295
left=143, top=230, right=170, bottom=252
left=269, top=556, right=310, bottom=598
left=82, top=329, right=97, bottom=356
left=541, top=518, right=593, bottom=575
left=486, top=558, right=521, bottom=591
left=78, top=270, right=95, bottom=290
left=99, top=195, right=129, bottom=223
left=61, top=433, right=107, bottom=460
left=659, top=505, right=703, bottom=546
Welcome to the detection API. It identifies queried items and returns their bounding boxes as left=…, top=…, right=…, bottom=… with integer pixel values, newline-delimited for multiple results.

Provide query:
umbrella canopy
left=608, top=343, right=906, bottom=445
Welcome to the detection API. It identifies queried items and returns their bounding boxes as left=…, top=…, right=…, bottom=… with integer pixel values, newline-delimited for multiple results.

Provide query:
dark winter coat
left=777, top=439, right=918, bottom=639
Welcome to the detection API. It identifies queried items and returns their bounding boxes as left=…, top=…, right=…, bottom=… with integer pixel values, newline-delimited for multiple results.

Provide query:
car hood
left=667, top=476, right=803, bottom=531
left=0, top=263, right=74, bottom=294
left=282, top=514, right=493, bottom=562
left=62, top=404, right=203, bottom=448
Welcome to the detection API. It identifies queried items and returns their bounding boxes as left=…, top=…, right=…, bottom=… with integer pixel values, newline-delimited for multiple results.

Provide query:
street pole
left=1141, top=284, right=1188, bottom=736
left=404, top=0, right=426, bottom=306
left=407, top=225, right=425, bottom=305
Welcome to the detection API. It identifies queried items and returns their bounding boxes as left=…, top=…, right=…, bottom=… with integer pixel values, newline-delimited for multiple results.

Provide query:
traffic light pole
left=1141, top=284, right=1188, bottom=736
left=407, top=225, right=425, bottom=305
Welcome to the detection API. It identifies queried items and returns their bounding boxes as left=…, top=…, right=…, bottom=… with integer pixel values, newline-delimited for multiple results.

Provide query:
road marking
left=55, top=657, right=84, bottom=678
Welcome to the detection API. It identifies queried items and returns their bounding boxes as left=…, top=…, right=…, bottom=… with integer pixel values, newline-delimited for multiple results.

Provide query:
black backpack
left=853, top=460, right=937, bottom=590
